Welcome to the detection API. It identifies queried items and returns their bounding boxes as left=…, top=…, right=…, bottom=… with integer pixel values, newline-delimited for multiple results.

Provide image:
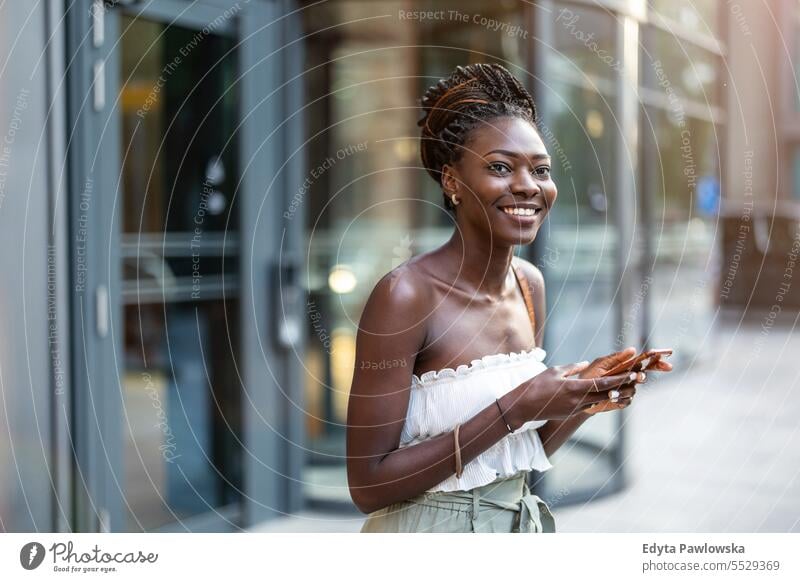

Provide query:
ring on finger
left=608, top=389, right=621, bottom=402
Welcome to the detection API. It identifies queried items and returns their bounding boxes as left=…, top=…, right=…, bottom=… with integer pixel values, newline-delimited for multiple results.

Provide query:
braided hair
left=417, top=63, right=539, bottom=211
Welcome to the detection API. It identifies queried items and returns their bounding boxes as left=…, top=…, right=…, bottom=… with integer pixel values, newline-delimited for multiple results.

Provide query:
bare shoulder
left=358, top=260, right=432, bottom=335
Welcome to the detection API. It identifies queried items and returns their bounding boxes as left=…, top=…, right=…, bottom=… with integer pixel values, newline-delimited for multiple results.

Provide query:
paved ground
left=249, top=313, right=800, bottom=533
left=554, top=311, right=800, bottom=532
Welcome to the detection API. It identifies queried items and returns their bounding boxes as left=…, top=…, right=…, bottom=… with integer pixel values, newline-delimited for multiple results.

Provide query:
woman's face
left=442, top=116, right=557, bottom=246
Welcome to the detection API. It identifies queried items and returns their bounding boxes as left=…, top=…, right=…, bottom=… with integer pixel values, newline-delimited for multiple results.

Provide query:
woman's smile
left=497, top=201, right=545, bottom=226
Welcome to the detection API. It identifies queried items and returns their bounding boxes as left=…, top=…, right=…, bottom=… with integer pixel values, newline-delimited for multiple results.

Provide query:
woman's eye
left=534, top=166, right=551, bottom=178
left=488, top=162, right=510, bottom=174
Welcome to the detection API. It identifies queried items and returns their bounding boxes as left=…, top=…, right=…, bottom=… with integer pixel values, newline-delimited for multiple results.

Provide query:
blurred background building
left=0, top=0, right=798, bottom=532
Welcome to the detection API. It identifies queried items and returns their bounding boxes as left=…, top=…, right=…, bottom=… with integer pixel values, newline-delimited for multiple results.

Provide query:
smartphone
left=602, top=348, right=673, bottom=377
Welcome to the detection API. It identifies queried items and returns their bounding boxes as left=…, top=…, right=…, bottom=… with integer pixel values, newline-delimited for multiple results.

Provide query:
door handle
left=273, top=254, right=302, bottom=349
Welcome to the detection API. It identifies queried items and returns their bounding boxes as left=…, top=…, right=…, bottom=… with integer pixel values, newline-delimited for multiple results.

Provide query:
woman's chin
left=493, top=208, right=545, bottom=243
left=492, top=227, right=540, bottom=246
left=497, top=218, right=541, bottom=242
left=513, top=230, right=539, bottom=245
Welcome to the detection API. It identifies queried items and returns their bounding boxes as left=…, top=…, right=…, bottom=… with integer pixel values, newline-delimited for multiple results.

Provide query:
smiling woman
left=345, top=63, right=662, bottom=533
left=438, top=118, right=554, bottom=240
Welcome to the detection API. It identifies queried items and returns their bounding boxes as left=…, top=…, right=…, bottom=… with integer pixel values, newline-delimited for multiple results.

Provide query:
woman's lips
left=497, top=206, right=543, bottom=226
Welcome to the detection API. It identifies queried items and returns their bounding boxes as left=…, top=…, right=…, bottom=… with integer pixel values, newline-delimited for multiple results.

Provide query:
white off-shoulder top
left=398, top=345, right=552, bottom=492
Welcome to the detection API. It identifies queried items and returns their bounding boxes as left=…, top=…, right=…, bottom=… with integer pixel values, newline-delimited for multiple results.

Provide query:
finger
left=578, top=391, right=618, bottom=405
left=640, top=361, right=670, bottom=373
left=608, top=346, right=637, bottom=364
left=609, top=381, right=637, bottom=395
left=620, top=372, right=642, bottom=386
left=598, top=397, right=634, bottom=412
left=581, top=400, right=608, bottom=413
left=641, top=357, right=658, bottom=370
left=643, top=356, right=673, bottom=371
left=577, top=372, right=639, bottom=391
left=594, top=347, right=637, bottom=369
left=577, top=384, right=635, bottom=406
left=583, top=399, right=628, bottom=413
left=582, top=402, right=604, bottom=414
left=560, top=360, right=590, bottom=378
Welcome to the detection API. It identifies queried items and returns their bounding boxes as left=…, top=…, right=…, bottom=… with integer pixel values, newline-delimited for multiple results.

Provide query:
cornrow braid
left=417, top=63, right=539, bottom=211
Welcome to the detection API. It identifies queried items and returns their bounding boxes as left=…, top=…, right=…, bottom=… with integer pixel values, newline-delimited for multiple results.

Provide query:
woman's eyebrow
left=483, top=149, right=550, bottom=161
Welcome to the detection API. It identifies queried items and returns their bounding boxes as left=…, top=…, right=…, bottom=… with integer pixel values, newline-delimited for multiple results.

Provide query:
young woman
left=346, top=63, right=672, bottom=533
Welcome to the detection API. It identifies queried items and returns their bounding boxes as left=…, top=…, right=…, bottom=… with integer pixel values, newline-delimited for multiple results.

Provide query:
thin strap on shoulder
left=511, top=262, right=536, bottom=336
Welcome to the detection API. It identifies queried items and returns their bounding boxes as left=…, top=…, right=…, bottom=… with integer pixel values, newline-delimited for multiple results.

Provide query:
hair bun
left=418, top=63, right=536, bottom=133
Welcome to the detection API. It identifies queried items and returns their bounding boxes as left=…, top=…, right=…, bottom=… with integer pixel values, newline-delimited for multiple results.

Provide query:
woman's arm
left=537, top=414, right=590, bottom=457
left=345, top=267, right=524, bottom=514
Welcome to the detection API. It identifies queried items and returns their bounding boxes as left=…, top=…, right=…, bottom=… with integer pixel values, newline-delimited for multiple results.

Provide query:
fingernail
left=641, top=372, right=647, bottom=382
left=629, top=372, right=637, bottom=381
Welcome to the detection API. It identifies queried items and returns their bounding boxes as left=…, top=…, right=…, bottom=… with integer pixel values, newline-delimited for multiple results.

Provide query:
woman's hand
left=578, top=346, right=674, bottom=414
left=500, top=361, right=641, bottom=426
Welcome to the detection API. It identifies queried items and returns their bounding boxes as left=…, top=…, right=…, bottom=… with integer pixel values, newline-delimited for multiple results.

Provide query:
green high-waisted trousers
left=360, top=470, right=555, bottom=533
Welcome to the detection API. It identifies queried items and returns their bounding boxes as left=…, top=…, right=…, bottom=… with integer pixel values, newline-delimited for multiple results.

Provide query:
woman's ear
left=442, top=164, right=461, bottom=203
left=440, top=163, right=459, bottom=197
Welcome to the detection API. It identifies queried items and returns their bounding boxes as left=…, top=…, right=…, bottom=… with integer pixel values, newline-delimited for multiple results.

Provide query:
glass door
left=76, top=0, right=298, bottom=531
left=116, top=11, right=242, bottom=532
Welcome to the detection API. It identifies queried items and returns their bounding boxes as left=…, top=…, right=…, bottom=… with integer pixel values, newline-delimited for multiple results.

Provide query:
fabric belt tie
left=421, top=477, right=556, bottom=533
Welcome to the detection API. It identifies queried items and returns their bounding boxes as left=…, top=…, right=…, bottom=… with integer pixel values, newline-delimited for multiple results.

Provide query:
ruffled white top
left=399, top=346, right=553, bottom=492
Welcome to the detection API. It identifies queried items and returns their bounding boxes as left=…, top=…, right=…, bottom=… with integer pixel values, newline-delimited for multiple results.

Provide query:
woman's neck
left=440, top=232, right=516, bottom=300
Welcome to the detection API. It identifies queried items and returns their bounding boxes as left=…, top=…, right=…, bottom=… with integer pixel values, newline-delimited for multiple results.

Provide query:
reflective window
left=642, top=105, right=719, bottom=357
left=648, top=0, right=718, bottom=38
left=119, top=14, right=242, bottom=531
left=542, top=81, right=617, bottom=362
left=641, top=26, right=720, bottom=106
left=549, top=2, right=619, bottom=89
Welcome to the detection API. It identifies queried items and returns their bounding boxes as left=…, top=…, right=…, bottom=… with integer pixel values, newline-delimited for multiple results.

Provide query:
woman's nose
left=511, top=169, right=541, bottom=197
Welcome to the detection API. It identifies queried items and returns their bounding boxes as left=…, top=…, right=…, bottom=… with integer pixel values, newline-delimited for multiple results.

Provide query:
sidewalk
left=250, top=316, right=800, bottom=533
left=554, top=314, right=800, bottom=532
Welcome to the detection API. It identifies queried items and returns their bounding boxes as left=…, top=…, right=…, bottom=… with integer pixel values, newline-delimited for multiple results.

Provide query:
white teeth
left=502, top=207, right=537, bottom=216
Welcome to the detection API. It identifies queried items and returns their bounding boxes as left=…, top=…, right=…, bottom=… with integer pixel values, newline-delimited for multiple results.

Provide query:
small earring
left=450, top=193, right=460, bottom=206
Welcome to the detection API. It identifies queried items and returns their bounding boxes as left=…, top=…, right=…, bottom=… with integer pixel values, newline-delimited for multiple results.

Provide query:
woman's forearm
left=351, top=391, right=519, bottom=514
left=537, top=413, right=590, bottom=457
